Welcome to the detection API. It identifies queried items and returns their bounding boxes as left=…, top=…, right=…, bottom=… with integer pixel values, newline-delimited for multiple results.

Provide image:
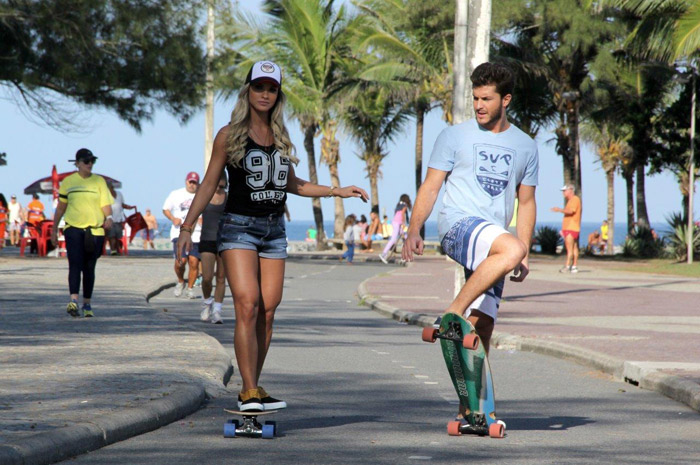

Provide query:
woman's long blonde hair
left=225, top=83, right=298, bottom=167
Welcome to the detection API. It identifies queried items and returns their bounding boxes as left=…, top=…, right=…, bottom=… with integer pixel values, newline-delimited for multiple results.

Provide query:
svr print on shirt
left=474, top=143, right=515, bottom=198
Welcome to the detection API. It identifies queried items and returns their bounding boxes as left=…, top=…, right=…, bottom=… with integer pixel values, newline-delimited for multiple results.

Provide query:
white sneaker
left=173, top=282, right=185, bottom=297
left=379, top=253, right=388, bottom=264
left=200, top=298, right=213, bottom=322
left=186, top=287, right=196, bottom=299
left=570, top=266, right=579, bottom=273
left=211, top=310, right=223, bottom=324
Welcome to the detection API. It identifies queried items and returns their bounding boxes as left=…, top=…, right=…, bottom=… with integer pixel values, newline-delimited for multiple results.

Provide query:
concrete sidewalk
left=0, top=253, right=233, bottom=465
left=358, top=255, right=700, bottom=413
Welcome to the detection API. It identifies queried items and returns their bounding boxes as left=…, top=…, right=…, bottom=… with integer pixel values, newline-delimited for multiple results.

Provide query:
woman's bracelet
left=180, top=224, right=194, bottom=234
left=326, top=186, right=335, bottom=198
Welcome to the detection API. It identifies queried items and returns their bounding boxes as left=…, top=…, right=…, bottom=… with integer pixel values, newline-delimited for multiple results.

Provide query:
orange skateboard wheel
left=463, top=334, right=479, bottom=350
left=422, top=327, right=438, bottom=343
left=488, top=422, right=505, bottom=438
left=447, top=421, right=462, bottom=436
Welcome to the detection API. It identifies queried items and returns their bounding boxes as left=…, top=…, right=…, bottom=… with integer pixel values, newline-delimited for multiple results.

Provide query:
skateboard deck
left=422, top=313, right=505, bottom=438
left=223, top=409, right=278, bottom=439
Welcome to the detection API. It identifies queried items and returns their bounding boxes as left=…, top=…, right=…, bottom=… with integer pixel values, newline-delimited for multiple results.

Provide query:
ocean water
left=156, top=219, right=669, bottom=245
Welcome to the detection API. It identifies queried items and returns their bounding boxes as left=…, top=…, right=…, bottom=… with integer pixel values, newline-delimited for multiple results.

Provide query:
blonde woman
left=177, top=61, right=368, bottom=411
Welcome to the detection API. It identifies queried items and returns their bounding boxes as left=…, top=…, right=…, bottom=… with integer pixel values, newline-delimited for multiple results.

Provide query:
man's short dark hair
left=470, top=62, right=514, bottom=98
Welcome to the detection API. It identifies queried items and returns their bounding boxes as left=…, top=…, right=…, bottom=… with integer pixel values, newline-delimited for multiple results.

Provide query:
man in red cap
left=162, top=172, right=202, bottom=298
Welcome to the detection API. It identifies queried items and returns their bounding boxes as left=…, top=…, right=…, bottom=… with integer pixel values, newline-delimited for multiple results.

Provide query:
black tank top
left=225, top=138, right=290, bottom=216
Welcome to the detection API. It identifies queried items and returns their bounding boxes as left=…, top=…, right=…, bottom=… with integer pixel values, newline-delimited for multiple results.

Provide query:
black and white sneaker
left=237, top=389, right=263, bottom=412
left=258, top=387, right=287, bottom=410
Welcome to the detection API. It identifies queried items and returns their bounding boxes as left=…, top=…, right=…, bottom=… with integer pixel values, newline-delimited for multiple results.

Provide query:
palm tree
left=581, top=121, right=633, bottom=254
left=600, top=0, right=700, bottom=261
left=351, top=0, right=454, bottom=234
left=341, top=86, right=411, bottom=211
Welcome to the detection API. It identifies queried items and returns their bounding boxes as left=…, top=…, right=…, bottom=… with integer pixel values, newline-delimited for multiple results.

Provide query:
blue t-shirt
left=428, top=119, right=539, bottom=239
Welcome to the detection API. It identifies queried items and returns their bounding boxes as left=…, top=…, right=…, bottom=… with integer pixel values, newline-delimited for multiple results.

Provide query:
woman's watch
left=106, top=215, right=113, bottom=221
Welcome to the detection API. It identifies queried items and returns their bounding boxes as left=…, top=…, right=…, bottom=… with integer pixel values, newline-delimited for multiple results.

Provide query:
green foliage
left=1, top=0, right=206, bottom=131
left=534, top=226, right=562, bottom=255
left=622, top=226, right=667, bottom=258
left=664, top=211, right=700, bottom=260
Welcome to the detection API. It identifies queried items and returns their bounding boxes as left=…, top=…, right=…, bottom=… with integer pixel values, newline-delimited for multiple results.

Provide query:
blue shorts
left=172, top=239, right=201, bottom=260
left=218, top=213, right=287, bottom=259
left=440, top=216, right=508, bottom=321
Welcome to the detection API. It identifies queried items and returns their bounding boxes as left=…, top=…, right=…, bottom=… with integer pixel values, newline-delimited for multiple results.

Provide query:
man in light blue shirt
left=403, top=62, right=538, bottom=353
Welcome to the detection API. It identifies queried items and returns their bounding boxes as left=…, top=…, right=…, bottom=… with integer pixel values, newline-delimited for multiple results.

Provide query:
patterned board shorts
left=440, top=216, right=509, bottom=321
left=218, top=213, right=287, bottom=259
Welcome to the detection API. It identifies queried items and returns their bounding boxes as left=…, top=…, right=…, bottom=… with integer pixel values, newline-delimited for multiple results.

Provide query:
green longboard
left=423, top=313, right=505, bottom=438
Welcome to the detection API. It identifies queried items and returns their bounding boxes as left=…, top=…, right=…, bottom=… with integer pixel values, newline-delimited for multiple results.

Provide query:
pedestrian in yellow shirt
left=51, top=149, right=114, bottom=318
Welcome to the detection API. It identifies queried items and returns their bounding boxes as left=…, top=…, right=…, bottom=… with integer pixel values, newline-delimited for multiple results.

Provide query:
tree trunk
left=415, top=106, right=425, bottom=238
left=464, top=0, right=491, bottom=122
left=606, top=167, right=614, bottom=255
left=624, top=170, right=635, bottom=234
left=329, top=161, right=344, bottom=239
left=635, top=163, right=649, bottom=229
left=369, top=163, right=379, bottom=215
left=320, top=120, right=344, bottom=239
left=452, top=0, right=468, bottom=124
left=303, top=123, right=327, bottom=251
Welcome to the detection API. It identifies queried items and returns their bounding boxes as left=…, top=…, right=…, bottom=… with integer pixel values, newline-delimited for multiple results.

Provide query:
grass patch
left=611, top=259, right=700, bottom=277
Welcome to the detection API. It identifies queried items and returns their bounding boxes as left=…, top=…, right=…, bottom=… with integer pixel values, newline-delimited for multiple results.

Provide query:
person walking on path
left=176, top=60, right=368, bottom=412
left=340, top=214, right=356, bottom=264
left=600, top=219, right=609, bottom=254
left=8, top=194, right=22, bottom=246
left=199, top=173, right=228, bottom=324
left=379, top=194, right=411, bottom=263
left=363, top=207, right=381, bottom=252
left=551, top=184, right=582, bottom=273
left=163, top=172, right=202, bottom=299
left=142, top=208, right=158, bottom=250
left=106, top=184, right=135, bottom=255
left=402, top=62, right=538, bottom=356
left=0, top=194, right=8, bottom=249
left=50, top=148, right=114, bottom=318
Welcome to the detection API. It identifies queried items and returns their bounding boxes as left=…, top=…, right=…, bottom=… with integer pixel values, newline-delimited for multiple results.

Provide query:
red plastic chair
left=20, top=224, right=47, bottom=257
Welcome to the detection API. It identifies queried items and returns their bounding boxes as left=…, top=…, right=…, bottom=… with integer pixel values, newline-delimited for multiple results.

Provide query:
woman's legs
left=200, top=251, right=216, bottom=300
left=81, top=235, right=104, bottom=302
left=221, top=249, right=285, bottom=392
left=64, top=228, right=84, bottom=301
left=214, top=255, right=226, bottom=303
left=255, top=257, right=285, bottom=383
left=382, top=221, right=403, bottom=256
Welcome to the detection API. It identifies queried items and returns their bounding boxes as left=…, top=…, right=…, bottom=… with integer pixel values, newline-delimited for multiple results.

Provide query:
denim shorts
left=218, top=213, right=287, bottom=259
left=172, top=239, right=201, bottom=260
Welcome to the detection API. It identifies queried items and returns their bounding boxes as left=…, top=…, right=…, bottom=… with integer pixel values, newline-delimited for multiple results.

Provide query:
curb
left=0, top=385, right=205, bottom=465
left=0, top=282, right=232, bottom=465
left=356, top=278, right=700, bottom=414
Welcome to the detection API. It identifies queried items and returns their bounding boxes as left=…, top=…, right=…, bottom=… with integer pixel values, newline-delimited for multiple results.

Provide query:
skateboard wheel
left=265, top=421, right=278, bottom=436
left=447, top=421, right=462, bottom=436
left=262, top=424, right=275, bottom=439
left=223, top=422, right=238, bottom=438
left=422, top=327, right=438, bottom=343
left=463, top=334, right=479, bottom=350
left=488, top=422, right=505, bottom=438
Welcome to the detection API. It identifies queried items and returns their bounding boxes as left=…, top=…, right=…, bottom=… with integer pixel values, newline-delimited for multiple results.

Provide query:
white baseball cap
left=245, top=61, right=282, bottom=86
left=560, top=183, right=575, bottom=191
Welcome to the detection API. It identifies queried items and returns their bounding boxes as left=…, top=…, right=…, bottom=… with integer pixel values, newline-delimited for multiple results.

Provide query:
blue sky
left=0, top=1, right=691, bottom=227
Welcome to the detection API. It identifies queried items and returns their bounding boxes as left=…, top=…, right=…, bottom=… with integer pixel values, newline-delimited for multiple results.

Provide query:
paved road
left=62, top=260, right=700, bottom=465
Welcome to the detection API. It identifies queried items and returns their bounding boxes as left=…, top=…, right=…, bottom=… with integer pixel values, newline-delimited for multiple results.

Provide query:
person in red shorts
left=551, top=183, right=582, bottom=273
